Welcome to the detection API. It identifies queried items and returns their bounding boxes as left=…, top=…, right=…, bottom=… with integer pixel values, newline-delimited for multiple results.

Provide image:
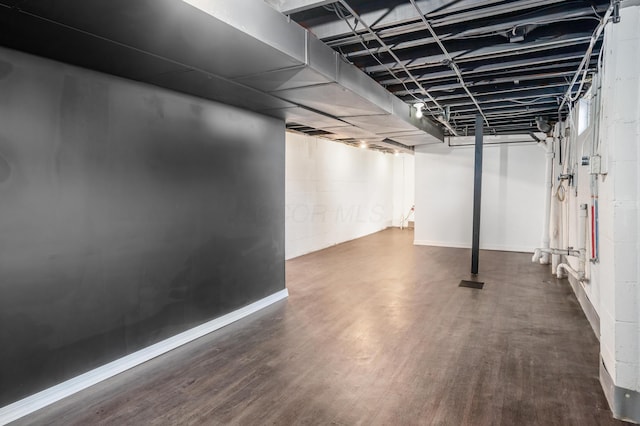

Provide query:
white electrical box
left=590, top=155, right=601, bottom=174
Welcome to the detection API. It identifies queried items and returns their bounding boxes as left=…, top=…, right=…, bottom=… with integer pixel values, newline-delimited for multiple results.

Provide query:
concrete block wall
left=562, top=98, right=608, bottom=350
left=599, top=3, right=640, bottom=391
left=561, top=5, right=640, bottom=400
left=544, top=4, right=640, bottom=410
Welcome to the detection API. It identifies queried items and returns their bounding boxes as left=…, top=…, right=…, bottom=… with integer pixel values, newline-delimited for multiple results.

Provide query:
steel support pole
left=471, top=114, right=483, bottom=275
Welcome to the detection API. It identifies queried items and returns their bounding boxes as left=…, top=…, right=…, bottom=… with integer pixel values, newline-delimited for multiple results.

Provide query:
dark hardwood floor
left=15, top=229, right=623, bottom=425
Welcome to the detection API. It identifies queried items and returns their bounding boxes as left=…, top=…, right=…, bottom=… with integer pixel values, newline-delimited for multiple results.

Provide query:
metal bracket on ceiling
left=612, top=0, right=621, bottom=23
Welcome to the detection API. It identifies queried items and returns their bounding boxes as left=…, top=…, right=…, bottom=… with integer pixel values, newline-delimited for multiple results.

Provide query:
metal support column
left=471, top=114, right=483, bottom=275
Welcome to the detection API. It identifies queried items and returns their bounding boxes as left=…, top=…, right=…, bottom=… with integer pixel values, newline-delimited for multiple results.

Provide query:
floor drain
left=459, top=280, right=484, bottom=289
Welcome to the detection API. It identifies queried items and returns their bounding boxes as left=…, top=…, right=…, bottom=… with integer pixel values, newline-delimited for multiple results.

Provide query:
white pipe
left=532, top=247, right=580, bottom=263
left=532, top=249, right=541, bottom=263
left=551, top=125, right=562, bottom=273
left=532, top=133, right=563, bottom=266
left=537, top=137, right=554, bottom=264
left=577, top=203, right=587, bottom=279
left=557, top=263, right=582, bottom=281
left=589, top=71, right=601, bottom=262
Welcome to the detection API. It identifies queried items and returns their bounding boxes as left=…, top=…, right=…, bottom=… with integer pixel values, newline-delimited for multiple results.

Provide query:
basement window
left=578, top=95, right=591, bottom=135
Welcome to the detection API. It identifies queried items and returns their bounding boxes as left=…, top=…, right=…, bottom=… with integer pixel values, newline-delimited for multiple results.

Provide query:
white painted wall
left=565, top=4, right=640, bottom=393
left=551, top=4, right=640, bottom=405
left=600, top=5, right=640, bottom=393
left=392, top=153, right=415, bottom=227
left=285, top=132, right=394, bottom=259
left=559, top=97, right=605, bottom=331
left=414, top=142, right=546, bottom=252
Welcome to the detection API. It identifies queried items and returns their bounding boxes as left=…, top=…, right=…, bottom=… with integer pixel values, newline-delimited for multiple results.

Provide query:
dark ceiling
left=0, top=0, right=614, bottom=142
left=286, top=0, right=612, bottom=136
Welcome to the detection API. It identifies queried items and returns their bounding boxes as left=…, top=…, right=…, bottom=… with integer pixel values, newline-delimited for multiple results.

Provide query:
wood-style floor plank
left=15, top=229, right=623, bottom=425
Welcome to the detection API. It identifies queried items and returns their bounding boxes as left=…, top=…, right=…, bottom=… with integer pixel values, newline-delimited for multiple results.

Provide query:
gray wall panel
left=0, top=48, right=285, bottom=406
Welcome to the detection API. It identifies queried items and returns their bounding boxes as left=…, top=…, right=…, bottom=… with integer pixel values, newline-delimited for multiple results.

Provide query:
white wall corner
left=285, top=132, right=396, bottom=259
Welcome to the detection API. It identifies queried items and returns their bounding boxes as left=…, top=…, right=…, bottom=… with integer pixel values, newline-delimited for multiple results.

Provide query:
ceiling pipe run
left=446, top=133, right=544, bottom=147
left=335, top=0, right=458, bottom=136
left=409, top=0, right=490, bottom=130
left=558, top=2, right=615, bottom=113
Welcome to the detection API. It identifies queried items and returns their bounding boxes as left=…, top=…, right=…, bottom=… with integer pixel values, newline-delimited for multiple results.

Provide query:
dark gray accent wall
left=0, top=47, right=285, bottom=406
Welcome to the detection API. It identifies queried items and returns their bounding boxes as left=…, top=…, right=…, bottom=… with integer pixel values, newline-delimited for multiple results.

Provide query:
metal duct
left=0, top=0, right=443, bottom=147
left=186, top=0, right=442, bottom=146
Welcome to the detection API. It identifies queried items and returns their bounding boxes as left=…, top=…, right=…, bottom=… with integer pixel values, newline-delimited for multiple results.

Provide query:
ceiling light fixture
left=414, top=102, right=424, bottom=119
left=360, top=141, right=367, bottom=149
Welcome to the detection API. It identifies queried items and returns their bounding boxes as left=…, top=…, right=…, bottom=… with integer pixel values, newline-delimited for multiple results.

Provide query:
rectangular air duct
left=0, top=0, right=443, bottom=148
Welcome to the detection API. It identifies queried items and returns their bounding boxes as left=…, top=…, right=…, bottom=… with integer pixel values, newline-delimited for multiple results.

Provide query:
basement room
left=0, top=0, right=638, bottom=424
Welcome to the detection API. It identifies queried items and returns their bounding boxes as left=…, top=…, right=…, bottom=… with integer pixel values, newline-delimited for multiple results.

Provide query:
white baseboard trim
left=413, top=240, right=469, bottom=249
left=413, top=240, right=534, bottom=253
left=566, top=274, right=600, bottom=339
left=0, top=288, right=289, bottom=426
left=600, top=357, right=640, bottom=423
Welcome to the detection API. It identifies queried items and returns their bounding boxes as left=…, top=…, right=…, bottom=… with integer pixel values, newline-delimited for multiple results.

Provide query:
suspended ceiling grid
left=275, top=0, right=612, bottom=136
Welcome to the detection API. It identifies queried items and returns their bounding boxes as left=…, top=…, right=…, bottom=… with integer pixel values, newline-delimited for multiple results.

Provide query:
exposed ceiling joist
left=377, top=54, right=591, bottom=86
left=331, top=5, right=603, bottom=55
left=391, top=70, right=579, bottom=95
left=360, top=33, right=594, bottom=74
left=285, top=0, right=610, bottom=135
left=300, top=0, right=568, bottom=41
left=265, top=0, right=337, bottom=15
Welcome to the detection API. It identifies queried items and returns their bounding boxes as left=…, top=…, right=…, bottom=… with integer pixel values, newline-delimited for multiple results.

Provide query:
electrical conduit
left=557, top=204, right=588, bottom=281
